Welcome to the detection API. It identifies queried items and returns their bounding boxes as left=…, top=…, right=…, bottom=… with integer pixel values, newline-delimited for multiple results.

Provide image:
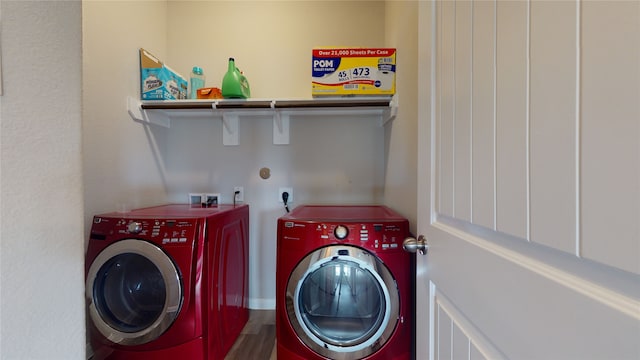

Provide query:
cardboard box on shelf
left=139, top=48, right=187, bottom=100
left=197, top=87, right=223, bottom=99
left=312, top=48, right=396, bottom=97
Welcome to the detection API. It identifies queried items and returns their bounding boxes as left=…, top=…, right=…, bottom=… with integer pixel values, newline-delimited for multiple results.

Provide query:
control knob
left=334, top=225, right=349, bottom=240
left=127, top=221, right=143, bottom=234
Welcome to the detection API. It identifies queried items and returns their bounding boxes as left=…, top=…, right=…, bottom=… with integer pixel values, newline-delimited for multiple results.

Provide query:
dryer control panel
left=90, top=216, right=199, bottom=246
left=282, top=220, right=408, bottom=252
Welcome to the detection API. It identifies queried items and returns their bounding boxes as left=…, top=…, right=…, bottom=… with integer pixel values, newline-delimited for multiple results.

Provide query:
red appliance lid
left=282, top=205, right=405, bottom=222
left=97, top=204, right=246, bottom=219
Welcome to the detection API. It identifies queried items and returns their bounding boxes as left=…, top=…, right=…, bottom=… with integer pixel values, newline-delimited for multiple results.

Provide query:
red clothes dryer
left=85, top=204, right=249, bottom=360
left=276, top=205, right=414, bottom=360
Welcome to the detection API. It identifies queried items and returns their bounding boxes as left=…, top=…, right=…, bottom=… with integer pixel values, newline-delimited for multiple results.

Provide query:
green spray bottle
left=221, top=58, right=251, bottom=99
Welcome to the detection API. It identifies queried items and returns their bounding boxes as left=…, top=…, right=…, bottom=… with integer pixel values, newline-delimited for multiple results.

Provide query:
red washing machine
left=276, top=205, right=414, bottom=360
left=85, top=204, right=249, bottom=360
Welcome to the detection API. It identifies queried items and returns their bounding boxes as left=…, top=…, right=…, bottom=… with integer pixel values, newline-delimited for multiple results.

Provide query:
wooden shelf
left=127, top=96, right=397, bottom=145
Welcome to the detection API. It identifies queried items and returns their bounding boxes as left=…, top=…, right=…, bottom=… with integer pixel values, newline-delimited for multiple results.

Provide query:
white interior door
left=416, top=1, right=640, bottom=359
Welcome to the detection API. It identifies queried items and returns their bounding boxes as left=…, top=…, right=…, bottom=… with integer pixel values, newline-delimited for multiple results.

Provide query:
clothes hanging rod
left=273, top=99, right=391, bottom=108
left=139, top=98, right=392, bottom=110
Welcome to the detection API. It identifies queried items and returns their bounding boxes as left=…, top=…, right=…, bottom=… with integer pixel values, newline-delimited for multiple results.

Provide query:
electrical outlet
left=279, top=187, right=293, bottom=203
left=234, top=186, right=244, bottom=202
left=189, top=193, right=203, bottom=205
left=204, top=193, right=220, bottom=205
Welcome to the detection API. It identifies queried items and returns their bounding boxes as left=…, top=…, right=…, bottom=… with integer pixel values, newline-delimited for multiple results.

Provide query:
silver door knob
left=403, top=235, right=428, bottom=255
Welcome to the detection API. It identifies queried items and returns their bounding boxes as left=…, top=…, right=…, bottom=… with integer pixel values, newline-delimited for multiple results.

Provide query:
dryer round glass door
left=286, top=245, right=399, bottom=359
left=86, top=239, right=183, bottom=346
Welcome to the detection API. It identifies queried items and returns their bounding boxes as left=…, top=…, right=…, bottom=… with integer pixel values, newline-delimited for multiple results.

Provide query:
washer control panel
left=90, top=216, right=197, bottom=246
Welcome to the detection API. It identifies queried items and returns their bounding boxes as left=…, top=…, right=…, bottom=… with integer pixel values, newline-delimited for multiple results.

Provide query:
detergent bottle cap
left=227, top=58, right=236, bottom=72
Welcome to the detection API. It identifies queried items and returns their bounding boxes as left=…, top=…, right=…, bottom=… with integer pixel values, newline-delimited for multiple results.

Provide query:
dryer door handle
left=403, top=235, right=428, bottom=255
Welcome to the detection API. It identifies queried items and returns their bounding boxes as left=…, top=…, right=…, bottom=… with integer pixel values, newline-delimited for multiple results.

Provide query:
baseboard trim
left=249, top=298, right=276, bottom=310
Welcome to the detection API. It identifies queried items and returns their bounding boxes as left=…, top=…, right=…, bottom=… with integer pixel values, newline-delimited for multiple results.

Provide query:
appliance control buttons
left=127, top=221, right=143, bottom=234
left=334, top=225, right=349, bottom=240
left=360, top=227, right=369, bottom=241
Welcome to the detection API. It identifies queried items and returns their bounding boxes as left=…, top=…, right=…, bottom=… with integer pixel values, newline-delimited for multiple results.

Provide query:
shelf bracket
left=127, top=96, right=170, bottom=128
left=272, top=100, right=290, bottom=145
left=383, top=94, right=398, bottom=126
left=127, top=96, right=144, bottom=121
left=273, top=111, right=290, bottom=145
left=221, top=112, right=239, bottom=146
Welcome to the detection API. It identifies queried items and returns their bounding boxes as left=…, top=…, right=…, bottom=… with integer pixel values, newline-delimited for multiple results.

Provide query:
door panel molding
left=430, top=281, right=506, bottom=360
left=432, top=216, right=640, bottom=321
left=433, top=0, right=639, bottom=275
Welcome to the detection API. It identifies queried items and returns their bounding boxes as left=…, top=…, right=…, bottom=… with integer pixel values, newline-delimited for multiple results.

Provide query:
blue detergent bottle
left=190, top=66, right=205, bottom=99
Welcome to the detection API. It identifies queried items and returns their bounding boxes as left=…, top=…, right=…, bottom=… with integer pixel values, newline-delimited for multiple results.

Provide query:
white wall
left=82, top=1, right=418, bottom=309
left=166, top=1, right=387, bottom=99
left=0, top=1, right=85, bottom=359
left=82, top=1, right=170, bottom=235
left=383, top=1, right=419, bottom=230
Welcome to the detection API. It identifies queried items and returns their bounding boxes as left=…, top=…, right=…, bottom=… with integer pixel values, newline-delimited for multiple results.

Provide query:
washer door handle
left=403, top=235, right=428, bottom=255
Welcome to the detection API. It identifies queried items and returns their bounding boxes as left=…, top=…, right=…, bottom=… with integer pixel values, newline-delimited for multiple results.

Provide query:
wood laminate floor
left=225, top=310, right=277, bottom=360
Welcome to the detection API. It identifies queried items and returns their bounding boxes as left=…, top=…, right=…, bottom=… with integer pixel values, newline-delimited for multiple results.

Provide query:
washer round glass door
left=86, top=239, right=183, bottom=346
left=286, top=245, right=399, bottom=359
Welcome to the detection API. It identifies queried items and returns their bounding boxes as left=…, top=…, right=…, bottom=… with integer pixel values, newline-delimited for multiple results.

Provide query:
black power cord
left=282, top=191, right=290, bottom=213
left=233, top=190, right=240, bottom=206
